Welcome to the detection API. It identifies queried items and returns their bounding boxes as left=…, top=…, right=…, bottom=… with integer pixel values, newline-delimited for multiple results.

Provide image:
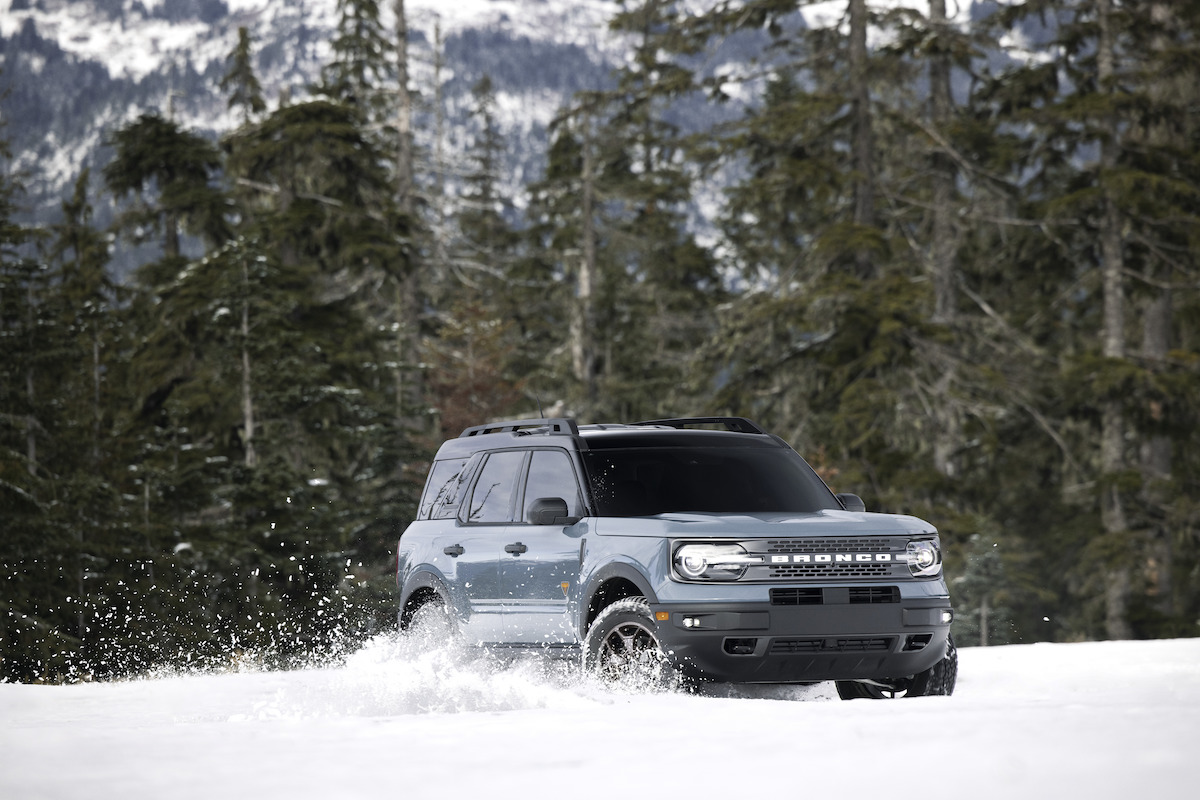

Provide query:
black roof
left=434, top=417, right=780, bottom=460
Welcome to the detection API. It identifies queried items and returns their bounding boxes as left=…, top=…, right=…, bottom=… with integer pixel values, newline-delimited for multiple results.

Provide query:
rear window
left=418, top=457, right=471, bottom=520
left=581, top=446, right=838, bottom=516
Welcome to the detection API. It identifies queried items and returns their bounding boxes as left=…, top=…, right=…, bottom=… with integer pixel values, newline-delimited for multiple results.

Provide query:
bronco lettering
left=791, top=554, right=892, bottom=563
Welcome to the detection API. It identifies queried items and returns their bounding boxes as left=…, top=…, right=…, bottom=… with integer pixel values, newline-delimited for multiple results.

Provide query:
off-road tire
left=403, top=595, right=457, bottom=642
left=583, top=597, right=682, bottom=690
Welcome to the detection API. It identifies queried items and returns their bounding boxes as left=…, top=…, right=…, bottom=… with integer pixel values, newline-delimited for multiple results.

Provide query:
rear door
left=449, top=449, right=528, bottom=643
left=501, top=448, right=587, bottom=644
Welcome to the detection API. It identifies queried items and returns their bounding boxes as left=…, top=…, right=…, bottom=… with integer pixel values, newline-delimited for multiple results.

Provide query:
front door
left=501, top=449, right=586, bottom=644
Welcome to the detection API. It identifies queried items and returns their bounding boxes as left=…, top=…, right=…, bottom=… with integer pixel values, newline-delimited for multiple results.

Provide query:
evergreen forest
left=2, top=0, right=1199, bottom=683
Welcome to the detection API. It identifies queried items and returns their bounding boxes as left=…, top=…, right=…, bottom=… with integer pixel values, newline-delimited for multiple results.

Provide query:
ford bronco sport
left=396, top=417, right=957, bottom=698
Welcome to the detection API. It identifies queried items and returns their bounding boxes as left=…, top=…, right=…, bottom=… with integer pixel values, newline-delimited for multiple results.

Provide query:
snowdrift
left=2, top=637, right=1196, bottom=799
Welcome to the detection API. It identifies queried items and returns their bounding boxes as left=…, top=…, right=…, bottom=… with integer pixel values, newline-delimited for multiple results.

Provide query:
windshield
left=581, top=446, right=839, bottom=517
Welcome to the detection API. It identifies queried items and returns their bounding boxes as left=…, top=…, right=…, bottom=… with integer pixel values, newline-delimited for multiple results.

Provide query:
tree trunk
left=980, top=593, right=990, bottom=647
left=1141, top=285, right=1173, bottom=616
left=570, top=114, right=599, bottom=410
left=241, top=257, right=256, bottom=468
left=1139, top=1, right=1176, bottom=620
left=25, top=365, right=36, bottom=479
left=164, top=210, right=180, bottom=260
left=393, top=0, right=414, bottom=218
left=928, top=0, right=956, bottom=325
left=92, top=334, right=102, bottom=465
left=1097, top=0, right=1132, bottom=641
left=392, top=0, right=424, bottom=428
left=928, top=0, right=960, bottom=479
left=848, top=0, right=876, bottom=279
left=432, top=21, right=449, bottom=277
left=24, top=280, right=36, bottom=480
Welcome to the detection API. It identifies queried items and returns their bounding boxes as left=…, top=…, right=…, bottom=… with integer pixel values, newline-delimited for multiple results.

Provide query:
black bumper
left=648, top=597, right=953, bottom=683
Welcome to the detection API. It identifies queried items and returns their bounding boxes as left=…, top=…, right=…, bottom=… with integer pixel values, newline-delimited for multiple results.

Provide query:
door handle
left=504, top=542, right=528, bottom=555
left=443, top=544, right=464, bottom=557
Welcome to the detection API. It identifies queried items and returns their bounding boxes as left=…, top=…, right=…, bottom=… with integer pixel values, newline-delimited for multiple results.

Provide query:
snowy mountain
left=1, top=1, right=997, bottom=243
left=0, top=0, right=622, bottom=231
left=2, top=637, right=1198, bottom=799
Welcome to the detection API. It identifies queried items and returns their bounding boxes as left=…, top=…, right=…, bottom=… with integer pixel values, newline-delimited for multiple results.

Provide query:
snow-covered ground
left=2, top=637, right=1197, bottom=799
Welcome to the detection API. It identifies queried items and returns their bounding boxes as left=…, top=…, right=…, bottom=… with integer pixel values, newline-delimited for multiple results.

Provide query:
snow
left=0, top=0, right=614, bottom=80
left=2, top=637, right=1197, bottom=799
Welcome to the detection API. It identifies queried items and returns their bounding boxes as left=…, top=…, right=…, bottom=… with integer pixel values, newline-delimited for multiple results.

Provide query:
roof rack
left=459, top=418, right=580, bottom=438
left=633, top=417, right=767, bottom=434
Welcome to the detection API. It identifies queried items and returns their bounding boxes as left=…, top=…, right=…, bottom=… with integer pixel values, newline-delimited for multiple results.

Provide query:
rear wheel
left=403, top=594, right=457, bottom=644
left=836, top=634, right=958, bottom=699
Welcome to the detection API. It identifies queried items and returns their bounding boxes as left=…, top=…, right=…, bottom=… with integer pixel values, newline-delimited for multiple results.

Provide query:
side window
left=523, top=450, right=584, bottom=522
left=465, top=451, right=526, bottom=523
left=419, top=457, right=471, bottom=520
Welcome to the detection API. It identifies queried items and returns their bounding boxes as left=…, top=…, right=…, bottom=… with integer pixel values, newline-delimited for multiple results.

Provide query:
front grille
left=770, top=588, right=823, bottom=606
left=770, top=586, right=901, bottom=605
left=849, top=586, right=900, bottom=604
left=770, top=637, right=895, bottom=655
left=769, top=562, right=893, bottom=579
left=756, top=537, right=910, bottom=581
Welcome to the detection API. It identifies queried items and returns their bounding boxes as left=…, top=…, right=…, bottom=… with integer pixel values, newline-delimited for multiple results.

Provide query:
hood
left=591, top=510, right=936, bottom=539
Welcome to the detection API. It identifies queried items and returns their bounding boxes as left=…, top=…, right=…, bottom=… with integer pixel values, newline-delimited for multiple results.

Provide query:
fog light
left=941, top=610, right=954, bottom=624
left=683, top=617, right=700, bottom=629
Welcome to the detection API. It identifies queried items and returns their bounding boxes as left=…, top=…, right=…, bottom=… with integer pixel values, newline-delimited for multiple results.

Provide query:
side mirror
left=836, top=493, right=866, bottom=513
left=527, top=497, right=581, bottom=526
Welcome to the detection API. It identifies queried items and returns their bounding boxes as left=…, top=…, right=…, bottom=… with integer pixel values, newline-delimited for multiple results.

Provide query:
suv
left=396, top=417, right=956, bottom=698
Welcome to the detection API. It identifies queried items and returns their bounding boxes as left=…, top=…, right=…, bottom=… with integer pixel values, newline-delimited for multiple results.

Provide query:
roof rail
left=634, top=417, right=767, bottom=434
left=459, top=418, right=580, bottom=438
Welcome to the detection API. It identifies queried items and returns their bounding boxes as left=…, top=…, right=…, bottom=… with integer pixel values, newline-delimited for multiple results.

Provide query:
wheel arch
left=399, top=571, right=453, bottom=630
left=580, top=562, right=658, bottom=637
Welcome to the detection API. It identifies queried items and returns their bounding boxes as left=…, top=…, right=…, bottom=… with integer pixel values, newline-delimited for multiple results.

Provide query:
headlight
left=906, top=539, right=942, bottom=577
left=673, top=544, right=763, bottom=581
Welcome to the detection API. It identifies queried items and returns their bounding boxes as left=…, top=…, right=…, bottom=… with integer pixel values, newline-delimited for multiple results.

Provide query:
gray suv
left=396, top=417, right=956, bottom=698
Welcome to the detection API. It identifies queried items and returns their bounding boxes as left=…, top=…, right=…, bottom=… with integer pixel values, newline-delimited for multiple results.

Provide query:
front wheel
left=583, top=597, right=682, bottom=691
left=836, top=634, right=958, bottom=699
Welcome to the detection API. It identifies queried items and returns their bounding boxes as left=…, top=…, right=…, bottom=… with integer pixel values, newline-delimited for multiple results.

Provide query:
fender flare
left=398, top=570, right=454, bottom=627
left=578, top=561, right=658, bottom=637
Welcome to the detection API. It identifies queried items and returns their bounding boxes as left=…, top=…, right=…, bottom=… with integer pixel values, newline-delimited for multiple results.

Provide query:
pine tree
left=595, top=0, right=721, bottom=419
left=220, top=26, right=267, bottom=125
left=427, top=75, right=528, bottom=436
left=319, top=0, right=395, bottom=125
left=221, top=93, right=414, bottom=643
left=0, top=93, right=68, bottom=679
left=978, top=0, right=1200, bottom=639
left=43, top=170, right=126, bottom=668
left=102, top=113, right=228, bottom=272
left=525, top=111, right=607, bottom=416
left=455, top=76, right=520, bottom=289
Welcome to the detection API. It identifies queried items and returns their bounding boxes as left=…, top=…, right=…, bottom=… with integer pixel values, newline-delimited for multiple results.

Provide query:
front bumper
left=648, top=594, right=953, bottom=683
